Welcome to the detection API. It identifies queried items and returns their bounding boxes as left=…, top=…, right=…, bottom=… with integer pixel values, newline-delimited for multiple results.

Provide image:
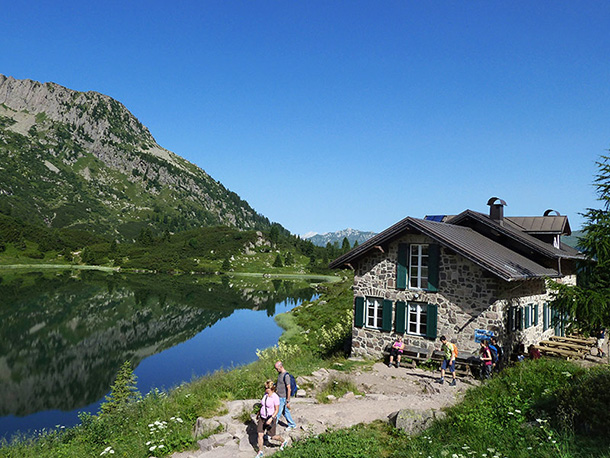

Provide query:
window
left=365, top=297, right=383, bottom=329
left=409, top=244, right=429, bottom=289
left=407, top=302, right=428, bottom=336
left=543, top=302, right=551, bottom=331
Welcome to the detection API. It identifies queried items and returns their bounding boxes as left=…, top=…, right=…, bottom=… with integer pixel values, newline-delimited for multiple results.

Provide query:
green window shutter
left=382, top=300, right=393, bottom=332
left=426, top=303, right=438, bottom=339
left=534, top=304, right=539, bottom=326
left=543, top=303, right=548, bottom=330
left=518, top=307, right=524, bottom=331
left=354, top=297, right=365, bottom=327
left=427, top=244, right=440, bottom=292
left=397, top=244, right=408, bottom=289
left=525, top=305, right=531, bottom=328
left=395, top=301, right=406, bottom=333
left=508, top=306, right=514, bottom=331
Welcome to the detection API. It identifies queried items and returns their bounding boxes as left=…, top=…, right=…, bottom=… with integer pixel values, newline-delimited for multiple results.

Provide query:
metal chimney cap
left=487, top=197, right=507, bottom=207
left=543, top=209, right=560, bottom=216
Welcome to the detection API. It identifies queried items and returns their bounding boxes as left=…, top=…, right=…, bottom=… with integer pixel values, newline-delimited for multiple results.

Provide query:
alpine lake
left=0, top=269, right=323, bottom=440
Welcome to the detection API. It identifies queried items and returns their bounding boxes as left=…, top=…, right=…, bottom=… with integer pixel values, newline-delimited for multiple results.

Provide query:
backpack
left=489, top=344, right=498, bottom=363
left=451, top=342, right=458, bottom=358
left=284, top=372, right=298, bottom=397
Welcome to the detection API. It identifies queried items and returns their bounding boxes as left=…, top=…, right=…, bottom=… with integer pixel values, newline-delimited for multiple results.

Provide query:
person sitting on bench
left=388, top=336, right=405, bottom=368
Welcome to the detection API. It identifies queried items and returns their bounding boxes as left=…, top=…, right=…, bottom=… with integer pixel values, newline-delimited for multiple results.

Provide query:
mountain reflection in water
left=0, top=270, right=318, bottom=438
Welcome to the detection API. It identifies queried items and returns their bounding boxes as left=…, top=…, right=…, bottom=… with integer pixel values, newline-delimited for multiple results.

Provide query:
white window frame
left=530, top=304, right=537, bottom=327
left=365, top=297, right=383, bottom=329
left=409, top=244, right=429, bottom=290
left=407, top=302, right=428, bottom=336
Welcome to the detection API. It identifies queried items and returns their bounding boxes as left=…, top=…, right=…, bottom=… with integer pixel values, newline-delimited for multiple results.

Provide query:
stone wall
left=350, top=234, right=577, bottom=361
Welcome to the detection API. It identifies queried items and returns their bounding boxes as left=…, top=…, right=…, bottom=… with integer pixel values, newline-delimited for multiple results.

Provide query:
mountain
left=304, top=228, right=376, bottom=247
left=0, top=75, right=272, bottom=239
left=562, top=230, right=583, bottom=250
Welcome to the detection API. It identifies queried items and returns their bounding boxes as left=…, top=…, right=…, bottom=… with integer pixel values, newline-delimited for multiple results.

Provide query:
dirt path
left=170, top=362, right=478, bottom=458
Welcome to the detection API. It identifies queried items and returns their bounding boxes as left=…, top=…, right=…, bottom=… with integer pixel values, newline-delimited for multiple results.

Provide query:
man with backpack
left=438, top=336, right=457, bottom=386
left=274, top=361, right=297, bottom=431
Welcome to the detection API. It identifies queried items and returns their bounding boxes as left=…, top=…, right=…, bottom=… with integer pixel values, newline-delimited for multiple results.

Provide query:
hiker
left=255, top=380, right=288, bottom=458
left=388, top=336, right=405, bottom=368
left=274, top=361, right=297, bottom=430
left=528, top=344, right=541, bottom=360
left=438, top=335, right=457, bottom=386
left=596, top=327, right=606, bottom=358
left=488, top=338, right=499, bottom=371
left=479, top=340, right=493, bottom=379
left=490, top=336, right=503, bottom=372
left=515, top=342, right=526, bottom=362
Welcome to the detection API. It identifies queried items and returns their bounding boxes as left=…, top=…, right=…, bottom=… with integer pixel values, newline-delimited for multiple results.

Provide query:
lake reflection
left=0, top=270, right=317, bottom=438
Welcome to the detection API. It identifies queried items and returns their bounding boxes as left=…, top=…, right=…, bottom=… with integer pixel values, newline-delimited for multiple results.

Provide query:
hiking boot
left=395, top=362, right=400, bottom=368
left=449, top=379, right=456, bottom=386
left=280, top=439, right=289, bottom=451
left=438, top=378, right=444, bottom=384
left=387, top=363, right=392, bottom=368
left=255, top=451, right=264, bottom=458
left=286, top=425, right=296, bottom=431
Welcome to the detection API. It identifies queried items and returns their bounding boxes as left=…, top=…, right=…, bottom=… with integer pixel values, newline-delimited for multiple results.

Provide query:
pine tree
left=284, top=251, right=294, bottom=266
left=273, top=253, right=283, bottom=267
left=100, top=361, right=141, bottom=415
left=549, top=155, right=610, bottom=329
left=341, top=237, right=351, bottom=253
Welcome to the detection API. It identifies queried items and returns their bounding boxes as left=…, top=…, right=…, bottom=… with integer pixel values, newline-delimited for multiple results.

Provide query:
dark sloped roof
left=506, top=215, right=571, bottom=235
left=409, top=218, right=561, bottom=281
left=329, top=217, right=561, bottom=281
left=450, top=210, right=582, bottom=260
left=329, top=209, right=584, bottom=281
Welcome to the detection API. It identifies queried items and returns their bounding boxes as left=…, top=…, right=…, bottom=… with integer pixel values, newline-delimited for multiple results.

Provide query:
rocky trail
left=169, top=362, right=478, bottom=458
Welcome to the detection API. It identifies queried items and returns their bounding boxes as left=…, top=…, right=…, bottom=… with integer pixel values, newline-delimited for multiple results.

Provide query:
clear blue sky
left=2, top=1, right=608, bottom=235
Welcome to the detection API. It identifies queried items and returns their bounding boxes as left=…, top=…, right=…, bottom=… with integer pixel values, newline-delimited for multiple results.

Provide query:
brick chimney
left=487, top=197, right=507, bottom=222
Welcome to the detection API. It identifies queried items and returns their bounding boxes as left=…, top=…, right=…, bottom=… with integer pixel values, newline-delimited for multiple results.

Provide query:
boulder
left=390, top=409, right=445, bottom=435
left=192, top=417, right=223, bottom=439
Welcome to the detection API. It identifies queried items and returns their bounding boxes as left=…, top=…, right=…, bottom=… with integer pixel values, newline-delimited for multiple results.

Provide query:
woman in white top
left=256, top=380, right=288, bottom=457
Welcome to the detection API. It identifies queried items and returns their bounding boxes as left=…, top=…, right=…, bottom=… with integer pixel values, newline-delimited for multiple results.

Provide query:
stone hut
left=329, top=198, right=583, bottom=359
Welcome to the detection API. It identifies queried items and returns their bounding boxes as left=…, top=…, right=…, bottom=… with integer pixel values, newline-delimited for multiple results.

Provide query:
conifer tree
left=273, top=253, right=283, bottom=267
left=549, top=155, right=610, bottom=329
left=341, top=237, right=351, bottom=253
left=100, top=361, right=141, bottom=415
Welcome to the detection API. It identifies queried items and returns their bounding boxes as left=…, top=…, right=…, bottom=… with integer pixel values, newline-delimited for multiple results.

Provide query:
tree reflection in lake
left=0, top=270, right=317, bottom=438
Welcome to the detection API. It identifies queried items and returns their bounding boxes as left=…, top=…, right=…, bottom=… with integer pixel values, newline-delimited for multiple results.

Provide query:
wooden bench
left=533, top=344, right=584, bottom=360
left=549, top=335, right=596, bottom=348
left=431, top=350, right=479, bottom=377
left=383, top=345, right=430, bottom=368
left=540, top=339, right=590, bottom=353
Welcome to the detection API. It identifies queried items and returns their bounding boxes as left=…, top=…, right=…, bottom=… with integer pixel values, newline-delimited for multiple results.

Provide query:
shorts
left=257, top=416, right=277, bottom=436
left=390, top=347, right=403, bottom=357
left=441, top=359, right=455, bottom=373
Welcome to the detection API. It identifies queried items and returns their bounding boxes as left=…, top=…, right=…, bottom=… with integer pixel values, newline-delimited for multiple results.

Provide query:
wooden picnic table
left=550, top=335, right=596, bottom=346
left=540, top=340, right=590, bottom=353
left=533, top=345, right=583, bottom=359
